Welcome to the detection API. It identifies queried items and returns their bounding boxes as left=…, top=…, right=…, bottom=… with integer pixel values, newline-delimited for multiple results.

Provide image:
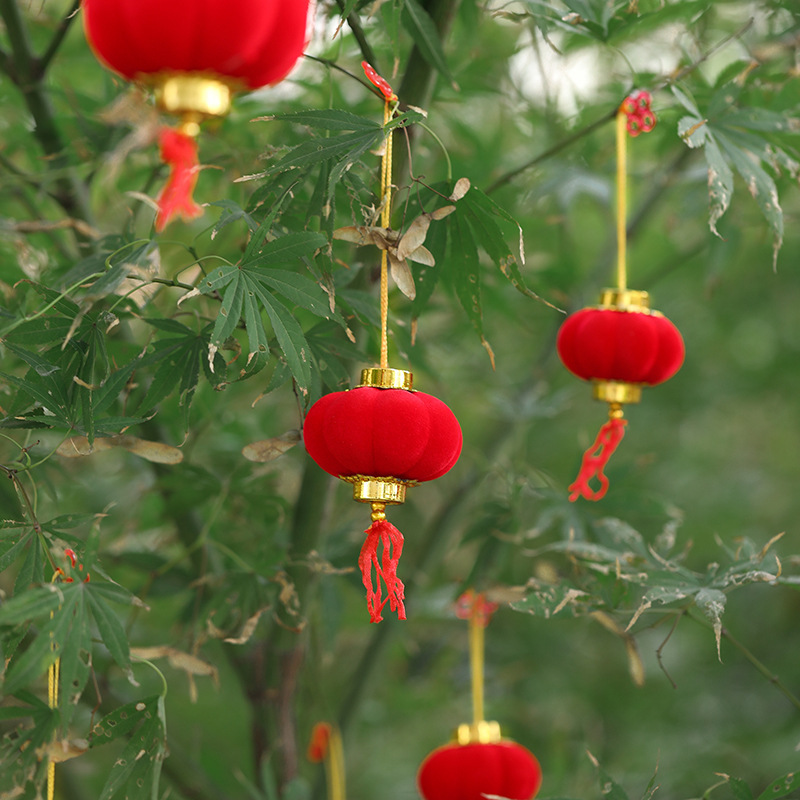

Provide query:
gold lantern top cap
left=358, top=367, right=413, bottom=391
left=455, top=721, right=503, bottom=745
left=598, top=288, right=650, bottom=312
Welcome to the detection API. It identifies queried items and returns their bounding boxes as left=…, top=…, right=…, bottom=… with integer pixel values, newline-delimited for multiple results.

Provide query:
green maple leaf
left=198, top=231, right=336, bottom=392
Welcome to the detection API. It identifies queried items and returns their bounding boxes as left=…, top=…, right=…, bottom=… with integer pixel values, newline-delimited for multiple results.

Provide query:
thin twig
left=720, top=624, right=800, bottom=714
left=488, top=16, right=756, bottom=196
left=334, top=0, right=380, bottom=72
left=36, top=0, right=81, bottom=77
left=0, top=0, right=94, bottom=230
left=655, top=609, right=686, bottom=689
left=487, top=109, right=617, bottom=195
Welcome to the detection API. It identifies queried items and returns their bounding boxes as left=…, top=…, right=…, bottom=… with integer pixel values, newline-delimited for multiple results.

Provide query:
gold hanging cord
left=615, top=108, right=628, bottom=292
left=380, top=97, right=394, bottom=369
left=361, top=61, right=399, bottom=370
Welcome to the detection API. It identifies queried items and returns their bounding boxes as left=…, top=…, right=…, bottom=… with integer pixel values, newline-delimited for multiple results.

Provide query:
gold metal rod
left=379, top=100, right=393, bottom=369
left=616, top=109, right=627, bottom=291
left=470, top=611, right=485, bottom=725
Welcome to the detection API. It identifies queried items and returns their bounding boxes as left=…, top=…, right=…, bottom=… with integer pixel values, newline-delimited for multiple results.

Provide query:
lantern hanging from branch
left=557, top=91, right=685, bottom=501
left=82, top=0, right=311, bottom=230
left=303, top=367, right=462, bottom=623
left=303, top=65, right=462, bottom=623
left=417, top=591, right=542, bottom=800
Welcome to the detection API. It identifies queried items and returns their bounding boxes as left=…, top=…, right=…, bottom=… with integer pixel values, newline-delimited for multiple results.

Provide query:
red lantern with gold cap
left=82, top=0, right=311, bottom=230
left=557, top=288, right=684, bottom=501
left=417, top=591, right=542, bottom=800
left=557, top=91, right=685, bottom=501
left=418, top=727, right=542, bottom=800
left=303, top=367, right=462, bottom=623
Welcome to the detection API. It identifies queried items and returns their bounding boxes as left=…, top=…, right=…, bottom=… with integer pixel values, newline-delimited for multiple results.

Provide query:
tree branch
left=488, top=16, right=755, bottom=196
left=393, top=0, right=461, bottom=186
left=335, top=0, right=380, bottom=72
left=487, top=107, right=618, bottom=195
left=0, top=0, right=94, bottom=231
left=37, top=0, right=82, bottom=78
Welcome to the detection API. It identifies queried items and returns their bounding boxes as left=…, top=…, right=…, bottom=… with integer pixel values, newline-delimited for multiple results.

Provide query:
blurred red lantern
left=418, top=722, right=542, bottom=800
left=557, top=289, right=684, bottom=501
left=303, top=368, right=462, bottom=622
left=82, top=0, right=311, bottom=229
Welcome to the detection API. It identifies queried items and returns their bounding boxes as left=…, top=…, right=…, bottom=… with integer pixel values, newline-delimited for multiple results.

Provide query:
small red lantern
left=303, top=368, right=462, bottom=622
left=418, top=722, right=542, bottom=800
left=557, top=289, right=684, bottom=501
left=82, top=0, right=311, bottom=229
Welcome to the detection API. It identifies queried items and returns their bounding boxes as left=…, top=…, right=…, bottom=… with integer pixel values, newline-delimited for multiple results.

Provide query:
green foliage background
left=1, top=1, right=799, bottom=799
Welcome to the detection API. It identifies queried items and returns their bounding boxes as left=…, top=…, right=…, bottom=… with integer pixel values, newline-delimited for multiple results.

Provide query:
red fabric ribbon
left=568, top=417, right=627, bottom=502
left=155, top=127, right=203, bottom=231
left=358, top=518, right=406, bottom=623
left=307, top=722, right=332, bottom=763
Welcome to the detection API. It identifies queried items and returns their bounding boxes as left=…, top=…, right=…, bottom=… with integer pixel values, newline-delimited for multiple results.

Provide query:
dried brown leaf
left=405, top=244, right=435, bottom=267
left=116, top=436, right=183, bottom=464
left=56, top=435, right=183, bottom=464
left=242, top=430, right=301, bottom=462
left=449, top=177, right=471, bottom=201
left=224, top=607, right=270, bottom=645
left=39, top=738, right=89, bottom=764
left=430, top=204, right=456, bottom=221
left=396, top=214, right=431, bottom=261
left=388, top=253, right=416, bottom=300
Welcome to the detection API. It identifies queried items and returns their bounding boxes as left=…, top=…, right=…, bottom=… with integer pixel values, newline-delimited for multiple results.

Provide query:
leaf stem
left=37, top=0, right=81, bottom=78
left=688, top=609, right=800, bottom=714
left=720, top=624, right=800, bottom=714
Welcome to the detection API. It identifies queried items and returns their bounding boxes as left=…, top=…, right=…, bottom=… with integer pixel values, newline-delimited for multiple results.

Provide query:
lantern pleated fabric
left=303, top=368, right=462, bottom=623
left=82, top=0, right=311, bottom=229
left=418, top=730, right=542, bottom=800
left=557, top=288, right=684, bottom=501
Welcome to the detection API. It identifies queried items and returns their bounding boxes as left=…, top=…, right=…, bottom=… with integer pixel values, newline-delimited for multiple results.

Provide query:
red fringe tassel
left=155, top=127, right=203, bottom=232
left=568, top=417, right=627, bottom=502
left=358, top=518, right=406, bottom=623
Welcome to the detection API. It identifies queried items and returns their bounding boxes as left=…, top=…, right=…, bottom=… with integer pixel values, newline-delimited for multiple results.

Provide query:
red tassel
left=358, top=518, right=406, bottom=623
left=155, top=127, right=203, bottom=231
left=568, top=417, right=627, bottom=502
left=307, top=722, right=332, bottom=763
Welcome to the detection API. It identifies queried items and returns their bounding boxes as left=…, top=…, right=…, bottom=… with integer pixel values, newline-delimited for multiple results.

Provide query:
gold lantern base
left=342, top=475, right=416, bottom=505
left=153, top=74, right=237, bottom=134
left=592, top=380, right=642, bottom=405
left=455, top=721, right=503, bottom=745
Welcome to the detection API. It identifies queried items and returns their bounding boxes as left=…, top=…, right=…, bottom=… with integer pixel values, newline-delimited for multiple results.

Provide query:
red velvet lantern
left=303, top=368, right=462, bottom=622
left=557, top=289, right=684, bottom=501
left=82, top=0, right=311, bottom=229
left=418, top=722, right=542, bottom=800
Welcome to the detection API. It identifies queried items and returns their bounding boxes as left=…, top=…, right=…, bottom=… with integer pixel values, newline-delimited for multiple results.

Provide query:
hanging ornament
left=307, top=722, right=346, bottom=800
left=82, top=0, right=311, bottom=230
left=304, top=368, right=462, bottom=623
left=303, top=65, right=462, bottom=623
left=557, top=91, right=685, bottom=502
left=417, top=591, right=542, bottom=800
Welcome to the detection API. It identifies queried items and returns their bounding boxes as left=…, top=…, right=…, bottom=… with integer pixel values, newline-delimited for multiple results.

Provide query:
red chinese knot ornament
left=303, top=368, right=462, bottom=623
left=82, top=0, right=311, bottom=230
left=557, top=289, right=684, bottom=501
